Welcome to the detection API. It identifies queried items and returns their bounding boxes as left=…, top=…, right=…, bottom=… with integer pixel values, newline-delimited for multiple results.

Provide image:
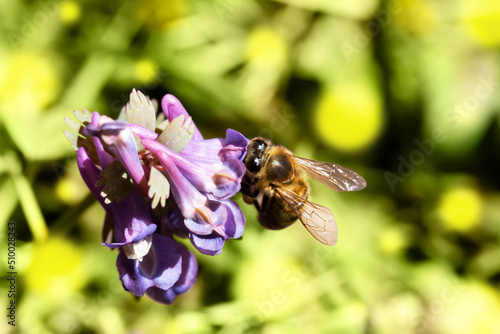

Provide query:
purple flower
left=77, top=147, right=156, bottom=251
left=117, top=234, right=197, bottom=305
left=66, top=89, right=248, bottom=304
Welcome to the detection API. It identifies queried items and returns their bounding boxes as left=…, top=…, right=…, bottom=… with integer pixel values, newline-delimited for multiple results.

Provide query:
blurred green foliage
left=1, top=0, right=500, bottom=333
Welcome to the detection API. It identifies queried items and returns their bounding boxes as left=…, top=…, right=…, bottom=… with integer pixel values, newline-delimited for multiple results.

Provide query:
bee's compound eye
left=254, top=140, right=268, bottom=154
left=246, top=157, right=262, bottom=173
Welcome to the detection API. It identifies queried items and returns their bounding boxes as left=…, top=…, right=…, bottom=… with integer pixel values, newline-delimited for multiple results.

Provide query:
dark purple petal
left=101, top=122, right=147, bottom=192
left=88, top=112, right=115, bottom=169
left=163, top=205, right=190, bottom=238
left=117, top=234, right=183, bottom=296
left=103, top=224, right=157, bottom=248
left=104, top=188, right=156, bottom=247
left=220, top=128, right=249, bottom=148
left=145, top=242, right=198, bottom=305
left=161, top=94, right=203, bottom=141
left=218, top=129, right=249, bottom=162
left=85, top=118, right=148, bottom=195
left=221, top=199, right=245, bottom=239
left=190, top=232, right=225, bottom=256
left=93, top=136, right=115, bottom=169
left=76, top=147, right=107, bottom=208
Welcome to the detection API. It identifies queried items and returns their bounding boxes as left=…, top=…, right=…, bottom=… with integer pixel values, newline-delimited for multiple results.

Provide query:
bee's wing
left=294, top=157, right=366, bottom=192
left=275, top=187, right=338, bottom=246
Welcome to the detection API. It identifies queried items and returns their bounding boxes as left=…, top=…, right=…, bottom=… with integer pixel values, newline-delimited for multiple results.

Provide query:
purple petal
left=163, top=205, right=190, bottom=238
left=76, top=147, right=107, bottom=208
left=143, top=139, right=242, bottom=199
left=104, top=189, right=156, bottom=247
left=185, top=200, right=227, bottom=235
left=161, top=94, right=203, bottom=141
left=88, top=112, right=115, bottom=169
left=169, top=244, right=198, bottom=295
left=143, top=139, right=209, bottom=220
left=190, top=232, right=225, bottom=256
left=179, top=138, right=222, bottom=163
left=185, top=218, right=215, bottom=235
left=85, top=119, right=148, bottom=195
left=101, top=122, right=147, bottom=192
left=218, top=129, right=249, bottom=162
left=128, top=123, right=158, bottom=141
left=221, top=128, right=250, bottom=148
left=180, top=129, right=248, bottom=164
left=103, top=224, right=157, bottom=248
left=145, top=242, right=198, bottom=304
left=117, top=234, right=183, bottom=296
left=221, top=199, right=246, bottom=239
left=93, top=136, right=115, bottom=169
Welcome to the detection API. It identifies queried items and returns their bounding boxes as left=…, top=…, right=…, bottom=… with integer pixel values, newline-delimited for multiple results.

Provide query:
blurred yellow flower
left=246, top=27, right=288, bottom=67
left=134, top=59, right=158, bottom=85
left=233, top=254, right=309, bottom=320
left=393, top=0, right=437, bottom=35
left=55, top=169, right=88, bottom=205
left=432, top=281, right=500, bottom=334
left=378, top=227, right=407, bottom=254
left=59, top=1, right=81, bottom=24
left=135, top=0, right=188, bottom=31
left=460, top=0, right=500, bottom=47
left=0, top=52, right=60, bottom=113
left=314, top=86, right=383, bottom=152
left=437, top=186, right=483, bottom=232
left=25, top=237, right=85, bottom=300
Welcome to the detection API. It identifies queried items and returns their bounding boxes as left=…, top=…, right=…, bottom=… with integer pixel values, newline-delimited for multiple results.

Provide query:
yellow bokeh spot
left=433, top=282, right=500, bottom=334
left=135, top=0, right=188, bottom=31
left=0, top=52, right=60, bottom=113
left=55, top=173, right=88, bottom=205
left=393, top=0, right=436, bottom=35
left=378, top=227, right=406, bottom=254
left=314, top=86, right=383, bottom=152
left=25, top=237, right=85, bottom=299
left=246, top=27, right=288, bottom=67
left=437, top=186, right=483, bottom=232
left=134, top=59, right=158, bottom=84
left=460, top=0, right=500, bottom=47
left=233, top=253, right=309, bottom=320
left=59, top=1, right=81, bottom=24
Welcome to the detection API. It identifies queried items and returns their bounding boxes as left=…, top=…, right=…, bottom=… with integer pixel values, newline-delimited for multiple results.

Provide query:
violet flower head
left=65, top=89, right=248, bottom=304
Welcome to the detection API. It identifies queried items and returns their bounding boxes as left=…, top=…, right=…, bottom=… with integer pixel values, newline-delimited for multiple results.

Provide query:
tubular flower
left=65, top=89, right=248, bottom=304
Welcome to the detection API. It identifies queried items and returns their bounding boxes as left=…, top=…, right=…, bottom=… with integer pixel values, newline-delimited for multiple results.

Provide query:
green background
left=1, top=0, right=500, bottom=333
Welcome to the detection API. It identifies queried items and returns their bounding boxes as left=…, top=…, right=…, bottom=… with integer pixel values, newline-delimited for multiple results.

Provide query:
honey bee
left=241, top=137, right=366, bottom=245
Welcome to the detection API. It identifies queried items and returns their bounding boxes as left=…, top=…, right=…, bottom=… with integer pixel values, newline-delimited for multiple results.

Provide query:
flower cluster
left=65, top=90, right=248, bottom=304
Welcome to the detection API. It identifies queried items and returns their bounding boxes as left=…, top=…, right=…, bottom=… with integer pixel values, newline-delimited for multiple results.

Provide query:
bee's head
left=244, top=137, right=271, bottom=173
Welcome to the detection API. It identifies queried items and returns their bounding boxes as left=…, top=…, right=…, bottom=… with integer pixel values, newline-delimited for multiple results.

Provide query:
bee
left=240, top=137, right=366, bottom=245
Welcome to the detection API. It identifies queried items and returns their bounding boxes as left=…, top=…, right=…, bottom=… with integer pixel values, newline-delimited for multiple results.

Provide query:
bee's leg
left=260, top=193, right=274, bottom=212
left=240, top=183, right=258, bottom=198
left=240, top=174, right=259, bottom=198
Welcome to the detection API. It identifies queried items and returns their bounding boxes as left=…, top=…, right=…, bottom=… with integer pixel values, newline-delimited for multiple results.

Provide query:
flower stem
left=11, top=173, right=48, bottom=242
